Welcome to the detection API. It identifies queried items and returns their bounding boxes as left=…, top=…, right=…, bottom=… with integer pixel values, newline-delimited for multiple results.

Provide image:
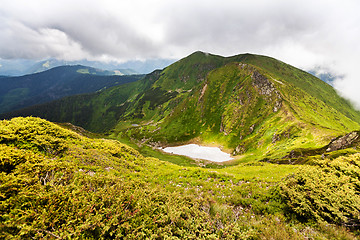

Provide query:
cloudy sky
left=1, top=0, right=360, bottom=107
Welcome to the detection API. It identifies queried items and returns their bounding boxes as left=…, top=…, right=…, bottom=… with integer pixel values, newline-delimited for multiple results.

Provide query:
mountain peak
left=3, top=52, right=360, bottom=162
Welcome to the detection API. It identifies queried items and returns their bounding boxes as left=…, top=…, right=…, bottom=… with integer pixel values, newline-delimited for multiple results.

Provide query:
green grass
left=154, top=51, right=226, bottom=91
left=217, top=162, right=299, bottom=182
left=1, top=117, right=359, bottom=239
left=76, top=68, right=90, bottom=74
left=107, top=132, right=199, bottom=167
left=230, top=53, right=360, bottom=124
left=1, top=51, right=360, bottom=239
left=4, top=52, right=360, bottom=163
left=2, top=52, right=360, bottom=239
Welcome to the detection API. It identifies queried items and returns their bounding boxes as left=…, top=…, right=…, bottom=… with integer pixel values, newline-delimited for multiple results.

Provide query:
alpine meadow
left=1, top=52, right=360, bottom=239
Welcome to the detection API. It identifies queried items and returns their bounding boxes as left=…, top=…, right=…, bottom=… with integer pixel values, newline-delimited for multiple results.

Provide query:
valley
left=6, top=51, right=359, bottom=162
left=1, top=52, right=360, bottom=239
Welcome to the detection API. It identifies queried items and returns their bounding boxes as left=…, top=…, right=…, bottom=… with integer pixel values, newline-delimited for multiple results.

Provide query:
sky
left=1, top=0, right=360, bottom=107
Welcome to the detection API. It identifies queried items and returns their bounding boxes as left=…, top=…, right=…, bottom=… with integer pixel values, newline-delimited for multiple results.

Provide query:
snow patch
left=162, top=144, right=233, bottom=162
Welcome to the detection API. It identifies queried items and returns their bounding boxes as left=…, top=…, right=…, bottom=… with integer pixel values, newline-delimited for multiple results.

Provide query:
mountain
left=2, top=49, right=360, bottom=238
left=0, top=65, right=143, bottom=114
left=25, top=59, right=138, bottom=75
left=1, top=117, right=359, bottom=239
left=0, top=57, right=177, bottom=76
left=3, top=51, right=360, bottom=162
left=0, top=58, right=38, bottom=76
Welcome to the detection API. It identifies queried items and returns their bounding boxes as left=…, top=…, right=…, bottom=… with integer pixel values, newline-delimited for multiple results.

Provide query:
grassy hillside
left=1, top=117, right=359, bottom=239
left=0, top=71, right=159, bottom=132
left=229, top=54, right=360, bottom=123
left=115, top=60, right=360, bottom=161
left=3, top=52, right=360, bottom=162
left=0, top=65, right=143, bottom=114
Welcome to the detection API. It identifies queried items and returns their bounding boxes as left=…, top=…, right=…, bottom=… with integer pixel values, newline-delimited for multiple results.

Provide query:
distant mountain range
left=25, top=59, right=138, bottom=76
left=0, top=65, right=143, bottom=114
left=0, top=56, right=337, bottom=86
left=4, top=51, right=360, bottom=163
left=0, top=58, right=176, bottom=76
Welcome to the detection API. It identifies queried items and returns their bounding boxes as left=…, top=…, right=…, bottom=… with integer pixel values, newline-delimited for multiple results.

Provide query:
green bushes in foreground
left=0, top=117, right=359, bottom=239
left=274, top=154, right=360, bottom=228
left=0, top=117, right=259, bottom=239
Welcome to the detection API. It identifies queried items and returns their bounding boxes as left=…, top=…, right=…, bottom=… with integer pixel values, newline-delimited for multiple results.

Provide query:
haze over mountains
left=0, top=58, right=176, bottom=76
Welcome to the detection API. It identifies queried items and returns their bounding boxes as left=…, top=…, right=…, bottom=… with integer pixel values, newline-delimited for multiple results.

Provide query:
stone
left=273, top=100, right=282, bottom=112
left=251, top=71, right=275, bottom=96
left=249, top=124, right=255, bottom=134
left=251, top=70, right=282, bottom=112
left=233, top=144, right=246, bottom=155
left=326, top=131, right=360, bottom=152
left=272, top=133, right=280, bottom=143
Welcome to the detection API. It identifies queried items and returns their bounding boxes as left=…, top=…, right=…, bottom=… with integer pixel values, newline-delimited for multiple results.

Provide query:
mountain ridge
left=2, top=52, right=360, bottom=238
left=0, top=57, right=176, bottom=76
left=2, top=51, right=360, bottom=162
left=0, top=65, right=143, bottom=114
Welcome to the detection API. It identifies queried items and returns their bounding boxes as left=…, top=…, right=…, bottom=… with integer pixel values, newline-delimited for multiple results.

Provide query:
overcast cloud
left=1, top=0, right=360, bottom=107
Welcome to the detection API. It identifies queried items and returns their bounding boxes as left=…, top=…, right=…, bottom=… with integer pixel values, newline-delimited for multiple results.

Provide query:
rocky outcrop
left=283, top=131, right=360, bottom=161
left=219, top=119, right=227, bottom=136
left=233, top=144, right=246, bottom=155
left=251, top=70, right=282, bottom=112
left=249, top=124, right=256, bottom=134
left=272, top=133, right=281, bottom=143
left=252, top=71, right=276, bottom=96
left=198, top=83, right=208, bottom=103
left=326, top=131, right=360, bottom=152
left=273, top=100, right=282, bottom=113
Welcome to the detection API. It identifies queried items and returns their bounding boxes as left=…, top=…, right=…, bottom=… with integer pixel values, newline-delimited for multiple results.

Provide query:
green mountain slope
left=0, top=65, right=143, bottom=114
left=3, top=52, right=360, bottom=161
left=229, top=54, right=360, bottom=122
left=1, top=117, right=359, bottom=239
left=114, top=52, right=360, bottom=161
left=0, top=71, right=159, bottom=132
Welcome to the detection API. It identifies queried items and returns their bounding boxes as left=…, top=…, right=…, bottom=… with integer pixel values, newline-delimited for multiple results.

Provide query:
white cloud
left=1, top=0, right=360, bottom=107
